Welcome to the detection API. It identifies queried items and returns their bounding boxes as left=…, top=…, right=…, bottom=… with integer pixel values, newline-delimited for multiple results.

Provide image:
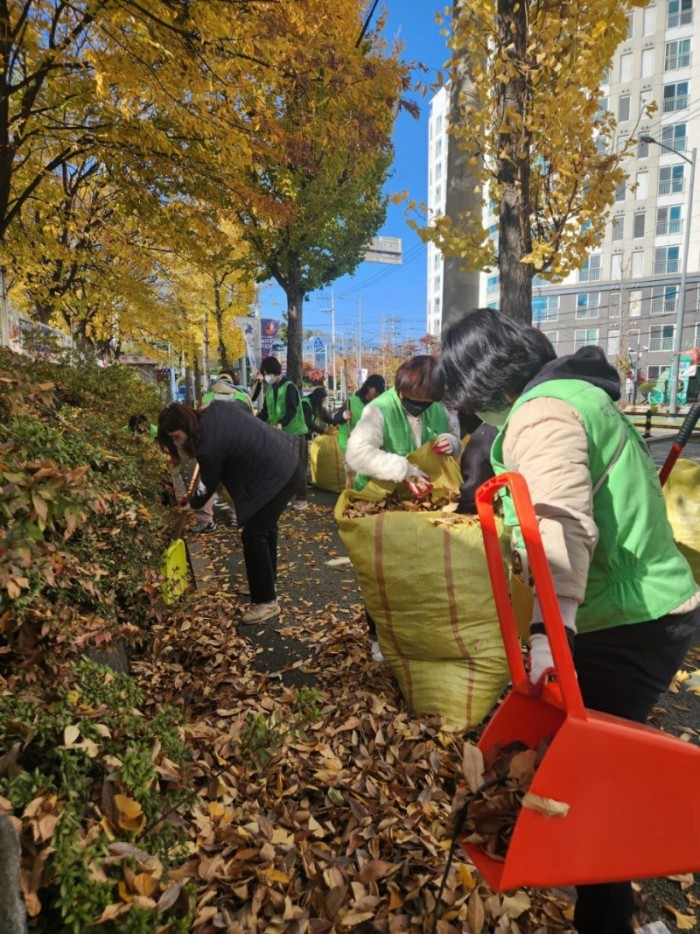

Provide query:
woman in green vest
left=438, top=308, right=699, bottom=934
left=257, top=356, right=308, bottom=510
left=345, top=355, right=461, bottom=495
left=334, top=374, right=386, bottom=453
left=345, top=355, right=462, bottom=662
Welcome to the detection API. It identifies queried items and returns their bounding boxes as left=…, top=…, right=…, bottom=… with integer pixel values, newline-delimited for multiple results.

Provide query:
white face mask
left=264, top=375, right=277, bottom=385
left=476, top=407, right=511, bottom=427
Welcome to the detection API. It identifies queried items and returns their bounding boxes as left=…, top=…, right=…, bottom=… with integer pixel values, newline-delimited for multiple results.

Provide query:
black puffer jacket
left=189, top=401, right=299, bottom=525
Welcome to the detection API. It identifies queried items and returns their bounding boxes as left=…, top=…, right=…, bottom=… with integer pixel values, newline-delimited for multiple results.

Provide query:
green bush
left=0, top=658, right=194, bottom=931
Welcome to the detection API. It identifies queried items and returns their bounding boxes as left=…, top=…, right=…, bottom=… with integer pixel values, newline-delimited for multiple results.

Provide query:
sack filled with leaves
left=663, top=457, right=700, bottom=583
left=334, top=442, right=509, bottom=730
left=310, top=430, right=345, bottom=493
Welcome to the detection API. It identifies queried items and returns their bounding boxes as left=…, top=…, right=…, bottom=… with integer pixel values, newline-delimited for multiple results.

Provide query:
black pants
left=296, top=436, right=308, bottom=501
left=240, top=466, right=302, bottom=604
left=572, top=609, right=699, bottom=934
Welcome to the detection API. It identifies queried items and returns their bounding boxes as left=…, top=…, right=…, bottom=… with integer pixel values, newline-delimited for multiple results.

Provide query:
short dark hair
left=394, top=355, right=441, bottom=402
left=363, top=374, right=385, bottom=394
left=437, top=308, right=557, bottom=413
left=260, top=356, right=281, bottom=376
left=156, top=403, right=200, bottom=462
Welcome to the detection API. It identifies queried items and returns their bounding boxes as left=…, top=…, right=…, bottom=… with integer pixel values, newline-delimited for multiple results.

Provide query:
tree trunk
left=193, top=353, right=201, bottom=405
left=285, top=281, right=305, bottom=388
left=442, top=0, right=481, bottom=335
left=213, top=282, right=229, bottom=369
left=496, top=0, right=533, bottom=324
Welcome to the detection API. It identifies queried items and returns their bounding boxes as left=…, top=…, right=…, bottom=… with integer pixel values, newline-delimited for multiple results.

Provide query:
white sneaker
left=240, top=601, right=280, bottom=624
left=371, top=641, right=385, bottom=663
left=291, top=500, right=308, bottom=511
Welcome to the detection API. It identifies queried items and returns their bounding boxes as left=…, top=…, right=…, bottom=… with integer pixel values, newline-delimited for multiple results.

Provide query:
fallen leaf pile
left=343, top=489, right=464, bottom=518
left=456, top=740, right=569, bottom=864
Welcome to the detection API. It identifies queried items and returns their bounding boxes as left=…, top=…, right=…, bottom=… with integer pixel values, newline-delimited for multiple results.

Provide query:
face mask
left=264, top=375, right=277, bottom=385
left=476, top=407, right=511, bottom=427
left=402, top=398, right=432, bottom=417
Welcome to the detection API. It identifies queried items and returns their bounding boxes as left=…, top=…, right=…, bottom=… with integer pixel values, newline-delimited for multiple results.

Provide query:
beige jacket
left=502, top=396, right=699, bottom=615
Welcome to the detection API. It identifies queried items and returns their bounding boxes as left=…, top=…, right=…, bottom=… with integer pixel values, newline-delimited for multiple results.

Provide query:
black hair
left=260, top=356, right=282, bottom=376
left=156, top=403, right=200, bottom=462
left=437, top=308, right=557, bottom=414
left=359, top=374, right=385, bottom=398
left=307, top=386, right=328, bottom=414
left=128, top=414, right=149, bottom=433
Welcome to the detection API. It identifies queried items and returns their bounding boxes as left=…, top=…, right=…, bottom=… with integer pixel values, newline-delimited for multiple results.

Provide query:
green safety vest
left=265, top=379, right=307, bottom=435
left=354, top=388, right=450, bottom=491
left=337, top=394, right=365, bottom=453
left=491, top=378, right=697, bottom=634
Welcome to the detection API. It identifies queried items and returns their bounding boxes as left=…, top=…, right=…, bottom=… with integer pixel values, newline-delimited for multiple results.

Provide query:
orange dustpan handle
left=475, top=472, right=586, bottom=720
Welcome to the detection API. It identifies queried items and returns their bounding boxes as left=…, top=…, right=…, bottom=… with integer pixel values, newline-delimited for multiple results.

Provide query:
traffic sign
left=313, top=337, right=324, bottom=351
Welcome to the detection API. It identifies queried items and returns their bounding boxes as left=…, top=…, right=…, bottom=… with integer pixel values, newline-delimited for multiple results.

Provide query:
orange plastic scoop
left=465, top=471, right=700, bottom=891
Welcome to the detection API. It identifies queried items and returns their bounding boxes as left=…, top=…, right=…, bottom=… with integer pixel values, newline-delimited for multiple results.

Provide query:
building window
left=486, top=274, right=500, bottom=295
left=632, top=254, right=645, bottom=279
left=642, top=48, right=656, bottom=77
left=644, top=5, right=656, bottom=33
left=633, top=212, right=646, bottom=237
left=663, top=81, right=689, bottom=112
left=434, top=184, right=442, bottom=202
left=579, top=255, right=602, bottom=282
left=618, top=94, right=631, bottom=121
left=694, top=322, right=700, bottom=346
left=543, top=331, right=559, bottom=348
left=662, top=123, right=687, bottom=151
left=612, top=254, right=625, bottom=279
left=667, top=0, right=693, bottom=28
left=665, top=38, right=691, bottom=70
left=621, top=54, right=633, bottom=82
left=596, top=96, right=609, bottom=119
left=636, top=172, right=649, bottom=199
left=638, top=136, right=650, bottom=158
left=654, top=245, right=681, bottom=274
left=607, top=328, right=621, bottom=357
left=648, top=364, right=661, bottom=380
left=532, top=295, right=559, bottom=323
left=649, top=324, right=675, bottom=351
left=577, top=293, right=601, bottom=318
left=656, top=204, right=683, bottom=235
left=433, top=297, right=440, bottom=314
left=575, top=328, right=600, bottom=350
left=659, top=164, right=685, bottom=194
left=615, top=179, right=627, bottom=202
left=626, top=11, right=634, bottom=36
left=630, top=288, right=643, bottom=315
left=651, top=285, right=679, bottom=315
left=612, top=215, right=624, bottom=241
left=610, top=291, right=621, bottom=317
left=435, top=161, right=442, bottom=179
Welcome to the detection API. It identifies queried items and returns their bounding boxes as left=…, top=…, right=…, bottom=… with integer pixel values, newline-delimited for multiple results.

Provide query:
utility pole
left=331, top=289, right=336, bottom=394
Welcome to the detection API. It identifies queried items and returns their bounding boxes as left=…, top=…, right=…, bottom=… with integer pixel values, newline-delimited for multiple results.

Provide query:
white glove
left=432, top=433, right=459, bottom=455
left=527, top=596, right=578, bottom=692
left=404, top=463, right=429, bottom=481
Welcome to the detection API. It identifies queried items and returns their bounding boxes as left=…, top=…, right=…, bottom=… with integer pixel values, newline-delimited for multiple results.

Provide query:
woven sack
left=310, top=430, right=346, bottom=493
left=335, top=443, right=509, bottom=730
left=663, top=457, right=700, bottom=582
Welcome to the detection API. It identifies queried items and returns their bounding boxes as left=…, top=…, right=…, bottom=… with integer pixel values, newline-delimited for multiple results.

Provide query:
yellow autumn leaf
left=113, top=794, right=146, bottom=833
left=63, top=724, right=80, bottom=746
left=458, top=862, right=476, bottom=890
left=132, top=873, right=157, bottom=897
left=664, top=905, right=696, bottom=930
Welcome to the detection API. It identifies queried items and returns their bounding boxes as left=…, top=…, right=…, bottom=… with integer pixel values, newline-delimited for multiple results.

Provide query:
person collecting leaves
left=437, top=308, right=699, bottom=934
left=345, top=355, right=461, bottom=496
left=157, top=401, right=303, bottom=625
left=255, top=356, right=308, bottom=510
left=345, top=355, right=461, bottom=661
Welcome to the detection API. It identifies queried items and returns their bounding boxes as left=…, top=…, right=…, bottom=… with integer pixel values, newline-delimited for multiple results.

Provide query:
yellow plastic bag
left=335, top=443, right=509, bottom=730
left=310, top=431, right=346, bottom=493
left=663, top=458, right=700, bottom=582
left=161, top=537, right=189, bottom=604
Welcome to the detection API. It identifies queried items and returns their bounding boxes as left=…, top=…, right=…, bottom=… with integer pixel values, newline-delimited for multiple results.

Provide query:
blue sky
left=258, top=3, right=450, bottom=350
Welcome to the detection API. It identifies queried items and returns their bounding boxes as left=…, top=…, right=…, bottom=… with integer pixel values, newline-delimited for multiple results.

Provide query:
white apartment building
left=426, top=86, right=449, bottom=337
left=428, top=1, right=700, bottom=389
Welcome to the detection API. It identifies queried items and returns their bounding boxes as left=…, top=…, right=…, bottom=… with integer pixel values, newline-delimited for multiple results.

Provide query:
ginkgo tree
left=423, top=0, right=650, bottom=323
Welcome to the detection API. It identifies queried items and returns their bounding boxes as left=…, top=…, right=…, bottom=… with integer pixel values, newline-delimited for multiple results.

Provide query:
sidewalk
left=181, top=483, right=700, bottom=928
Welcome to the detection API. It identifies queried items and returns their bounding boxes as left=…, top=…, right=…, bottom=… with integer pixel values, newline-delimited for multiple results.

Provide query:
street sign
left=313, top=337, right=324, bottom=351
left=364, top=236, right=402, bottom=265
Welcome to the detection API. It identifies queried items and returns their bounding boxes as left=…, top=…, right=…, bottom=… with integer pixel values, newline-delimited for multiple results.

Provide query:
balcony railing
left=663, top=93, right=689, bottom=112
left=648, top=336, right=675, bottom=352
left=668, top=9, right=693, bottom=27
left=653, top=259, right=681, bottom=274
left=658, top=179, right=685, bottom=195
left=656, top=218, right=683, bottom=235
left=651, top=297, right=679, bottom=315
left=579, top=267, right=602, bottom=282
